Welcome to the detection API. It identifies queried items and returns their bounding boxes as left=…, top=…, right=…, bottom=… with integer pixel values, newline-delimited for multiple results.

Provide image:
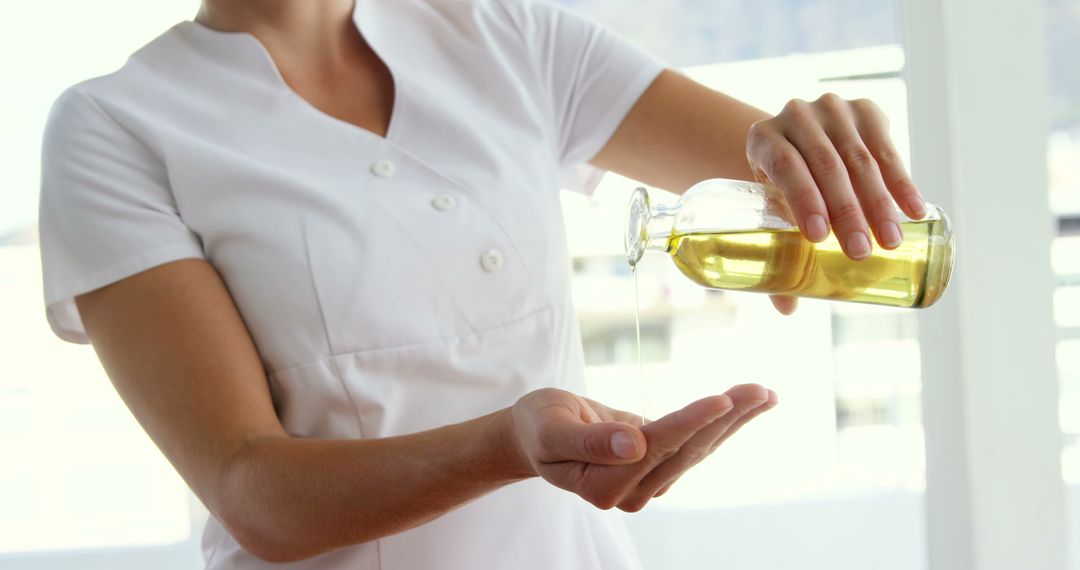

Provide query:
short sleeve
left=508, top=0, right=667, bottom=195
left=38, top=87, right=206, bottom=344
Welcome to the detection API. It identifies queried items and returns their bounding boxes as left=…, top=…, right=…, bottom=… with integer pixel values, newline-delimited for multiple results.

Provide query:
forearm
left=220, top=407, right=532, bottom=562
left=592, top=68, right=770, bottom=193
left=74, top=261, right=536, bottom=562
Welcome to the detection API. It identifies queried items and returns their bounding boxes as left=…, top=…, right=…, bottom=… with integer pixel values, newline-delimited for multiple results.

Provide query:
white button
left=480, top=249, right=504, bottom=273
left=371, top=159, right=396, bottom=178
left=431, top=194, right=457, bottom=212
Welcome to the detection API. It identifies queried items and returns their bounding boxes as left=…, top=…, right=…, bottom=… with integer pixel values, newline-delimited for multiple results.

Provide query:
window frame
left=902, top=0, right=1071, bottom=568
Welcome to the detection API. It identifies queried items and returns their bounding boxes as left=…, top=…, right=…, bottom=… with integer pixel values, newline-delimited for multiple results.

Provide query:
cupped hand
left=746, top=94, right=928, bottom=315
left=510, top=384, right=776, bottom=512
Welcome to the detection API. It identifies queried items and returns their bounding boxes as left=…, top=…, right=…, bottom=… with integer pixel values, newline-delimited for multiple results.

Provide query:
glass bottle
left=625, top=178, right=954, bottom=308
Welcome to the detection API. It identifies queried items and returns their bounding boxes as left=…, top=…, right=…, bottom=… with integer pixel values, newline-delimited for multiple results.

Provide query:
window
left=1045, top=0, right=1080, bottom=560
left=0, top=1, right=206, bottom=566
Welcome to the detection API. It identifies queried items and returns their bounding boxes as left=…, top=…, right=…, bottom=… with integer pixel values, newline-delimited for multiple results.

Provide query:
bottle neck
left=644, top=203, right=679, bottom=253
left=626, top=186, right=681, bottom=266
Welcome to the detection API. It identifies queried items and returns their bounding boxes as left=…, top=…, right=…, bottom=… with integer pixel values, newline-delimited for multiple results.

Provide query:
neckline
left=181, top=4, right=402, bottom=143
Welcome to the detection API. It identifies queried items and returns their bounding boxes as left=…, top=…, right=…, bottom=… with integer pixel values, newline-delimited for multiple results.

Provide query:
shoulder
left=44, top=21, right=248, bottom=167
left=56, top=23, right=189, bottom=98
left=43, top=83, right=131, bottom=168
left=43, top=81, right=153, bottom=174
left=40, top=30, right=190, bottom=199
left=46, top=23, right=190, bottom=138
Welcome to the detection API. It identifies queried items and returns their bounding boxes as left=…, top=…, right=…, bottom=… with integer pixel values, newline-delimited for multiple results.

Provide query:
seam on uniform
left=72, top=86, right=186, bottom=210
left=327, top=351, right=365, bottom=439
left=299, top=215, right=368, bottom=438
left=266, top=303, right=554, bottom=378
left=73, top=87, right=161, bottom=168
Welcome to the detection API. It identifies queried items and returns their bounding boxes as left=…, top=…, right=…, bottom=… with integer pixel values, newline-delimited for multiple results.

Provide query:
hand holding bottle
left=745, top=94, right=929, bottom=314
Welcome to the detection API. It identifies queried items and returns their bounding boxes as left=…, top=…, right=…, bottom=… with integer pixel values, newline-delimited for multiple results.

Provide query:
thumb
left=541, top=421, right=646, bottom=465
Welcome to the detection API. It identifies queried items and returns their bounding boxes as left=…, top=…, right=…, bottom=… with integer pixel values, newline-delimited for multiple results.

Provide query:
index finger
left=639, top=395, right=734, bottom=463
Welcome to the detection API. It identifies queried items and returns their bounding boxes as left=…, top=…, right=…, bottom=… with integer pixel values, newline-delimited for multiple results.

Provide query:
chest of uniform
left=155, top=94, right=561, bottom=364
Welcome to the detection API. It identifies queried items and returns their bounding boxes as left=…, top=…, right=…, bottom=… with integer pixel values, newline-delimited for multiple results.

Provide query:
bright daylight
left=1, top=1, right=1078, bottom=569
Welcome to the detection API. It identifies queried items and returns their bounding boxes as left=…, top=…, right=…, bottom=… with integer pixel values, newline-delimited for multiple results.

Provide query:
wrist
left=488, top=406, right=536, bottom=481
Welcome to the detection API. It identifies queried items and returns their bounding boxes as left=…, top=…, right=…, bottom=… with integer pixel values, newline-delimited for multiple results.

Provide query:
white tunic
left=38, top=0, right=665, bottom=568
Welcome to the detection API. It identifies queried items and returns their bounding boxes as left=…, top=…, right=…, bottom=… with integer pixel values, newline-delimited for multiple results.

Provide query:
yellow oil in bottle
left=666, top=217, right=952, bottom=308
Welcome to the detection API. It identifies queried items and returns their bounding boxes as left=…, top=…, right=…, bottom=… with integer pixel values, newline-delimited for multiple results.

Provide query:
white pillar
left=901, top=0, right=1069, bottom=569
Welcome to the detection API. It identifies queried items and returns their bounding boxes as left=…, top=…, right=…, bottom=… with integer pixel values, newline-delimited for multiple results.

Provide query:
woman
left=38, top=0, right=925, bottom=568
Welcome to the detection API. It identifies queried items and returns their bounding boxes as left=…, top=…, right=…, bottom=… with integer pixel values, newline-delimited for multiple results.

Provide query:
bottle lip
left=625, top=186, right=650, bottom=267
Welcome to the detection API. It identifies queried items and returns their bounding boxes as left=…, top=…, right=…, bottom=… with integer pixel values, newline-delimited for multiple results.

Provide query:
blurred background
left=1, top=1, right=1076, bottom=569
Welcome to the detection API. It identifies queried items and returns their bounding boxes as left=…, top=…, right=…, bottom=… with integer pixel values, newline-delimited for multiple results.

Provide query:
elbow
left=219, top=501, right=391, bottom=563
left=212, top=436, right=387, bottom=562
left=218, top=503, right=318, bottom=563
left=214, top=441, right=321, bottom=563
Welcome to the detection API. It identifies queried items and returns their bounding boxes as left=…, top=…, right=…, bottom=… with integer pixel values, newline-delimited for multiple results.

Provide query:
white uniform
left=39, top=0, right=665, bottom=568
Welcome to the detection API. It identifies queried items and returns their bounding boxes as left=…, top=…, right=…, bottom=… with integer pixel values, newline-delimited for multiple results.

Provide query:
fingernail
left=804, top=215, right=829, bottom=242
left=846, top=233, right=871, bottom=259
left=906, top=196, right=927, bottom=218
left=879, top=221, right=903, bottom=248
left=611, top=431, right=637, bottom=459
